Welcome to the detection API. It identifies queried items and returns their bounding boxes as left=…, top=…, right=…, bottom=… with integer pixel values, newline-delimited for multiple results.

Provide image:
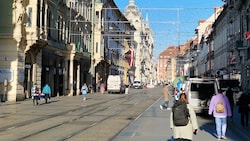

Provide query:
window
left=42, top=0, right=45, bottom=28
left=47, top=11, right=52, bottom=37
left=37, top=0, right=41, bottom=27
left=27, top=7, right=32, bottom=27
left=96, top=42, right=98, bottom=53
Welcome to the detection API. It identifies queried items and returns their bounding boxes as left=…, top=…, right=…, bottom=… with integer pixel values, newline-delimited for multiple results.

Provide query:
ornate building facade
left=0, top=0, right=137, bottom=102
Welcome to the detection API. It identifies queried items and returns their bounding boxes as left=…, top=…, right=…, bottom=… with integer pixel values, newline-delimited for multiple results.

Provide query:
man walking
left=160, top=83, right=171, bottom=110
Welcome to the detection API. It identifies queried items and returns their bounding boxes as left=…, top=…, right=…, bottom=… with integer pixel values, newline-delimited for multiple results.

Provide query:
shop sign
left=229, top=55, right=236, bottom=64
left=244, top=31, right=250, bottom=41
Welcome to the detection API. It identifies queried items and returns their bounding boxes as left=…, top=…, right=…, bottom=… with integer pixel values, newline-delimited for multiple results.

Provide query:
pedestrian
left=225, top=86, right=234, bottom=120
left=175, top=88, right=183, bottom=101
left=42, top=84, right=51, bottom=103
left=238, top=92, right=250, bottom=127
left=100, top=82, right=105, bottom=95
left=31, top=83, right=39, bottom=105
left=160, top=83, right=171, bottom=110
left=208, top=89, right=232, bottom=140
left=97, top=77, right=102, bottom=92
left=125, top=84, right=129, bottom=94
left=177, top=79, right=183, bottom=92
left=88, top=84, right=93, bottom=94
left=170, top=93, right=199, bottom=141
left=81, top=83, right=88, bottom=100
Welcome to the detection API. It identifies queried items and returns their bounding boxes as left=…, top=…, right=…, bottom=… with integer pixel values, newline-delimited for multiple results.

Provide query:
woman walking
left=208, top=89, right=232, bottom=140
left=170, top=93, right=199, bottom=141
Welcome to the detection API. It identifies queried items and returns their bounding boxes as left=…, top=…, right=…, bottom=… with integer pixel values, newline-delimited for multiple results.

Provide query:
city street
left=112, top=91, right=250, bottom=141
left=0, top=87, right=249, bottom=141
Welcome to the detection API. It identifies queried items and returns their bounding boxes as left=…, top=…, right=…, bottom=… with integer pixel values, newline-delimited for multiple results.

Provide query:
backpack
left=172, top=102, right=190, bottom=126
left=216, top=99, right=225, bottom=113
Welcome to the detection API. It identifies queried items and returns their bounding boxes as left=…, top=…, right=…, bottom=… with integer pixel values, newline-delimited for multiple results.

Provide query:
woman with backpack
left=208, top=89, right=232, bottom=140
left=170, top=93, right=199, bottom=141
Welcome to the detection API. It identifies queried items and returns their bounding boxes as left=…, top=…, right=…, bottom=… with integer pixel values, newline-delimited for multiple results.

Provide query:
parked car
left=182, top=78, right=218, bottom=113
left=107, top=75, right=125, bottom=94
left=133, top=80, right=143, bottom=89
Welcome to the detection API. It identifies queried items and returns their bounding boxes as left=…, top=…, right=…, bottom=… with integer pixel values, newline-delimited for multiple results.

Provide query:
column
left=76, top=63, right=80, bottom=95
left=64, top=58, right=69, bottom=96
left=68, top=54, right=74, bottom=96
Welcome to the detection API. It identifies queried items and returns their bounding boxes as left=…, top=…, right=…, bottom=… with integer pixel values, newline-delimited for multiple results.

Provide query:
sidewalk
left=113, top=95, right=250, bottom=141
left=228, top=106, right=250, bottom=141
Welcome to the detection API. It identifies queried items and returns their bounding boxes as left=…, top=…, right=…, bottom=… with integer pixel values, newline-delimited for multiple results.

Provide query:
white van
left=107, top=75, right=125, bottom=94
left=182, top=78, right=218, bottom=113
left=133, top=79, right=143, bottom=89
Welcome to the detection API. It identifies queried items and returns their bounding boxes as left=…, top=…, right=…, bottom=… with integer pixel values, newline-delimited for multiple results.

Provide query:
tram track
left=0, top=88, right=161, bottom=141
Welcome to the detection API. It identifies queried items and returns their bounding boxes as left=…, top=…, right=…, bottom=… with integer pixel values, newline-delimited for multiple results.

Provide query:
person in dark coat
left=226, top=87, right=234, bottom=119
left=238, top=92, right=250, bottom=127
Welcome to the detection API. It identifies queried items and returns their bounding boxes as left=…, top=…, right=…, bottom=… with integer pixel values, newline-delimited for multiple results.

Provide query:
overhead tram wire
left=103, top=7, right=216, bottom=10
left=56, top=7, right=217, bottom=48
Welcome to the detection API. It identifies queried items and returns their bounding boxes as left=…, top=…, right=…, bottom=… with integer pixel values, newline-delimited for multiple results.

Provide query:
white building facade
left=124, top=0, right=155, bottom=85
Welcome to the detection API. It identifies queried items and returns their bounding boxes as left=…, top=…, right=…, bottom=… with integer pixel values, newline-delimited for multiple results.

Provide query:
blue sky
left=113, top=0, right=224, bottom=58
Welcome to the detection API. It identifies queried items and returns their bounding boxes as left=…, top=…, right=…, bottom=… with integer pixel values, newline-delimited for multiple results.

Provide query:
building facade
left=211, top=0, right=250, bottom=90
left=0, top=0, right=137, bottom=102
left=195, top=7, right=223, bottom=77
left=187, top=0, right=250, bottom=91
left=124, top=0, right=155, bottom=85
left=157, top=46, right=179, bottom=83
left=97, top=0, right=136, bottom=87
left=0, top=0, right=93, bottom=101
